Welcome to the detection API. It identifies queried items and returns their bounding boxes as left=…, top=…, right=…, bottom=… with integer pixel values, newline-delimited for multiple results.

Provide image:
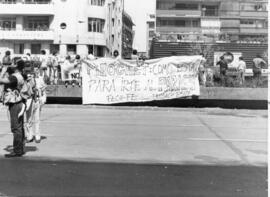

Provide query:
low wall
left=46, top=85, right=267, bottom=101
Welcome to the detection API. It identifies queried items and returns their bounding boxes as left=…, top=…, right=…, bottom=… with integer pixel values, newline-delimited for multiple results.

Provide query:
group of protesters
left=198, top=52, right=267, bottom=87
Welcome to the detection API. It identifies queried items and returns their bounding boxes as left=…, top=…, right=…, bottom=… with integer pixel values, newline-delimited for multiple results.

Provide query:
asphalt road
left=0, top=105, right=268, bottom=197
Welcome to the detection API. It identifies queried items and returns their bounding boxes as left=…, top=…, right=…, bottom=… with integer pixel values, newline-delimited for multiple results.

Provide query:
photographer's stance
left=0, top=60, right=26, bottom=158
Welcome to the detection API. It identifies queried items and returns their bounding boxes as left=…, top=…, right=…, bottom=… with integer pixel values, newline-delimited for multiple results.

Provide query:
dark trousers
left=220, top=70, right=227, bottom=87
left=9, top=102, right=25, bottom=155
left=253, top=69, right=262, bottom=87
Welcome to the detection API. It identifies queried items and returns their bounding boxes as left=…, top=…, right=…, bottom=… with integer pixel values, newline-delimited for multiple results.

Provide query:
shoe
left=5, top=152, right=24, bottom=158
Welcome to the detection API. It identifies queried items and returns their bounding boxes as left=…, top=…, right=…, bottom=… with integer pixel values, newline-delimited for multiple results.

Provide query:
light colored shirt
left=238, top=60, right=246, bottom=71
left=253, top=58, right=266, bottom=69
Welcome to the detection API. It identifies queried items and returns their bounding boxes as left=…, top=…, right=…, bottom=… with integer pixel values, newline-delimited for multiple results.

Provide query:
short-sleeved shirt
left=238, top=60, right=246, bottom=71
left=253, top=58, right=266, bottom=69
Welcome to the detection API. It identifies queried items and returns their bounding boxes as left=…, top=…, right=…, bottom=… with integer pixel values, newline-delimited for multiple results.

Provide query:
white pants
left=25, top=99, right=41, bottom=141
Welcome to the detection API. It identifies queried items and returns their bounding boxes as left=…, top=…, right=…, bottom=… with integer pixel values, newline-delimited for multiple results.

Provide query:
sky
left=124, top=0, right=156, bottom=52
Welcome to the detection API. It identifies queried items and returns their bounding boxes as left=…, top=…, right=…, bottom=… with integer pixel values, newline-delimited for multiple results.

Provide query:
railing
left=0, top=0, right=52, bottom=4
left=0, top=27, right=16, bottom=31
left=23, top=27, right=50, bottom=31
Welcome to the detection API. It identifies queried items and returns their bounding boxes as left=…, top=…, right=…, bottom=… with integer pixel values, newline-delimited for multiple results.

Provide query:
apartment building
left=122, top=11, right=134, bottom=59
left=146, top=14, right=156, bottom=58
left=0, top=0, right=127, bottom=57
left=155, top=0, right=268, bottom=43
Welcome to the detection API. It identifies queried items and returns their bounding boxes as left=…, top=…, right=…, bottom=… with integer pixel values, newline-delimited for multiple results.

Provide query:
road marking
left=188, top=138, right=267, bottom=143
left=197, top=116, right=250, bottom=164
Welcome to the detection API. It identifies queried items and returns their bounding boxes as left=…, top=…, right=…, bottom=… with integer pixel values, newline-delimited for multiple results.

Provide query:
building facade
left=155, top=0, right=268, bottom=43
left=122, top=11, right=134, bottom=59
left=0, top=0, right=127, bottom=57
left=146, top=14, right=156, bottom=58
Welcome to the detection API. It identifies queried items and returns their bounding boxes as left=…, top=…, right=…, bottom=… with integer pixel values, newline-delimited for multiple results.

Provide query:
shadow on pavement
left=47, top=97, right=267, bottom=110
left=4, top=145, right=38, bottom=154
left=0, top=158, right=267, bottom=197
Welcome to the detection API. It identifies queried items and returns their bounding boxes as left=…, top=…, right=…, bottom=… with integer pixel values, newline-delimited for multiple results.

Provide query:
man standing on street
left=252, top=54, right=266, bottom=87
left=216, top=56, right=228, bottom=87
left=0, top=60, right=26, bottom=158
left=238, top=57, right=246, bottom=86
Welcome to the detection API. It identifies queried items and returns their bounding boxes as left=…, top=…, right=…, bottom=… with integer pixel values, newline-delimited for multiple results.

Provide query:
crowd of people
left=0, top=48, right=268, bottom=157
left=198, top=52, right=267, bottom=87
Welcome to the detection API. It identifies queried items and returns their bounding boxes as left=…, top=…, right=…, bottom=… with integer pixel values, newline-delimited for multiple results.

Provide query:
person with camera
left=0, top=60, right=26, bottom=158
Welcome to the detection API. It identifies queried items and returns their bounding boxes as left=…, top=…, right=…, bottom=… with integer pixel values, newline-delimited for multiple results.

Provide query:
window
left=25, top=0, right=51, bottom=4
left=3, top=0, right=17, bottom=3
left=31, top=44, right=41, bottom=54
left=97, top=46, right=104, bottom=57
left=112, top=35, right=114, bottom=43
left=50, top=44, right=59, bottom=54
left=202, top=5, right=219, bottom=16
left=25, top=16, right=50, bottom=31
left=67, top=45, right=76, bottom=55
left=14, top=44, right=24, bottom=54
left=149, top=31, right=155, bottom=37
left=241, top=3, right=267, bottom=11
left=89, top=0, right=105, bottom=6
left=88, top=18, right=105, bottom=32
left=157, top=0, right=199, bottom=10
left=0, top=17, right=16, bottom=30
left=157, top=18, right=200, bottom=28
left=148, top=22, right=155, bottom=29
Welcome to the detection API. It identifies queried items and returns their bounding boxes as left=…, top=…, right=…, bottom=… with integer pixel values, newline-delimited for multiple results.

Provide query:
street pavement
left=0, top=105, right=268, bottom=197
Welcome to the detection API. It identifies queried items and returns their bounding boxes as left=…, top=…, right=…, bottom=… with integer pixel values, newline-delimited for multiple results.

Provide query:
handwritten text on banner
left=82, top=56, right=203, bottom=104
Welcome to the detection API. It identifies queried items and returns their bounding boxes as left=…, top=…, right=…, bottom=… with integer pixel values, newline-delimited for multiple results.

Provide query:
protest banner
left=81, top=56, right=203, bottom=104
left=60, top=62, right=81, bottom=82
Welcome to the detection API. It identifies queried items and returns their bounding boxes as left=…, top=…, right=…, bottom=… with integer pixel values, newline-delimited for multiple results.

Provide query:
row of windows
left=157, top=18, right=200, bottom=28
left=88, top=0, right=105, bottom=6
left=157, top=1, right=268, bottom=12
left=0, top=18, right=16, bottom=30
left=0, top=17, right=50, bottom=31
left=157, top=1, right=199, bottom=10
left=240, top=20, right=268, bottom=28
left=0, top=0, right=51, bottom=4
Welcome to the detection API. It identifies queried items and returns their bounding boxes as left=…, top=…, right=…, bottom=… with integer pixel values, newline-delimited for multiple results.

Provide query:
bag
left=3, top=73, right=33, bottom=105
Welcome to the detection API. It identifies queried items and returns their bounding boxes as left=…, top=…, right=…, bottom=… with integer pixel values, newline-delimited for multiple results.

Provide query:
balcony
left=0, top=2, right=54, bottom=15
left=219, top=10, right=240, bottom=18
left=240, top=27, right=268, bottom=34
left=221, top=27, right=240, bottom=34
left=240, top=11, right=268, bottom=18
left=54, top=32, right=106, bottom=46
left=0, top=29, right=54, bottom=40
left=156, top=10, right=201, bottom=17
left=157, top=26, right=201, bottom=33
